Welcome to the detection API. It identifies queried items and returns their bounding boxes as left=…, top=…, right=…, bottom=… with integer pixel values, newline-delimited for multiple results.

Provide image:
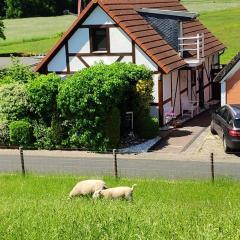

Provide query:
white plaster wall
left=181, top=91, right=188, bottom=107
left=204, top=57, right=209, bottom=86
left=172, top=70, right=181, bottom=116
left=69, top=56, right=86, bottom=71
left=188, top=70, right=192, bottom=99
left=204, top=86, right=210, bottom=102
left=135, top=45, right=158, bottom=71
left=163, top=73, right=171, bottom=101
left=221, top=82, right=226, bottom=106
left=82, top=56, right=119, bottom=66
left=152, top=74, right=159, bottom=103
left=110, top=28, right=132, bottom=53
left=83, top=6, right=115, bottom=25
left=180, top=70, right=188, bottom=91
left=48, top=46, right=67, bottom=72
left=68, top=28, right=90, bottom=53
left=163, top=101, right=173, bottom=124
left=120, top=56, right=133, bottom=63
left=150, top=106, right=159, bottom=119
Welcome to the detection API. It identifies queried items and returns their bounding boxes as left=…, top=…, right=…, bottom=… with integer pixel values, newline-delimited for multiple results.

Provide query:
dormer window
left=90, top=28, right=109, bottom=52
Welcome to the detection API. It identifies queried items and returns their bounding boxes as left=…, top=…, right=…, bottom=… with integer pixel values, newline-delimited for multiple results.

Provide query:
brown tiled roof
left=215, top=52, right=240, bottom=82
left=182, top=20, right=225, bottom=58
left=35, top=0, right=225, bottom=74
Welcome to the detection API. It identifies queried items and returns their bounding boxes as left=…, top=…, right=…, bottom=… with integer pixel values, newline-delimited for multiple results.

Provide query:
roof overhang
left=221, top=60, right=240, bottom=83
left=137, top=9, right=199, bottom=20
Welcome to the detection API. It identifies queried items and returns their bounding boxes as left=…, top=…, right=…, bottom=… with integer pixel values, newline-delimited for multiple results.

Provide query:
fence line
left=5, top=148, right=223, bottom=181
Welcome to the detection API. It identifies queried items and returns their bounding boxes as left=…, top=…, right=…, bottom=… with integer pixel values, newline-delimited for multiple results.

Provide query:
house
left=35, top=0, right=225, bottom=125
left=214, top=52, right=240, bottom=106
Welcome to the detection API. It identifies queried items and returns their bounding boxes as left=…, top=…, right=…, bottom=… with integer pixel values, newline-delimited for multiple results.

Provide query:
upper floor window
left=91, top=28, right=108, bottom=52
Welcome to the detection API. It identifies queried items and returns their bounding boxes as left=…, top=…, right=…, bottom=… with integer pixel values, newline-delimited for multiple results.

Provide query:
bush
left=0, top=57, right=37, bottom=85
left=26, top=73, right=61, bottom=123
left=57, top=63, right=153, bottom=150
left=0, top=120, right=10, bottom=145
left=136, top=113, right=159, bottom=139
left=57, top=63, right=130, bottom=150
left=0, top=83, right=28, bottom=121
left=105, top=107, right=121, bottom=148
left=0, top=20, right=5, bottom=40
left=33, top=123, right=55, bottom=149
left=9, top=120, right=32, bottom=146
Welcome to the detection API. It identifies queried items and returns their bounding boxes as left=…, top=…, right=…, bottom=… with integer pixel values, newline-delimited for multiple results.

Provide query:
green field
left=1, top=174, right=240, bottom=239
left=0, top=15, right=75, bottom=55
left=0, top=1, right=239, bottom=63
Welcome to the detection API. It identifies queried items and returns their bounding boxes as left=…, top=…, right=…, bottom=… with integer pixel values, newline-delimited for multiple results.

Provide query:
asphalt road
left=1, top=153, right=240, bottom=179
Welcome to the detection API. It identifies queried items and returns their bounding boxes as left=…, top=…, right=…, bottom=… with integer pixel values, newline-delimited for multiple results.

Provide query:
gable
left=35, top=0, right=225, bottom=74
left=83, top=6, right=115, bottom=25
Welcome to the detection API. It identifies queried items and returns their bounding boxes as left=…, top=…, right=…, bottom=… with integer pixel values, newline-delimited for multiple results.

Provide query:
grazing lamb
left=93, top=184, right=137, bottom=201
left=69, top=180, right=107, bottom=198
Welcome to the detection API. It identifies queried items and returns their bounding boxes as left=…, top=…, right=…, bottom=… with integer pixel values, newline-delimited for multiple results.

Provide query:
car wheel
left=210, top=121, right=217, bottom=135
left=223, top=136, right=230, bottom=153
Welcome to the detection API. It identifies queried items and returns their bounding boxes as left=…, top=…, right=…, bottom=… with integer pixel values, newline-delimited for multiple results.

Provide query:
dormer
left=138, top=9, right=204, bottom=67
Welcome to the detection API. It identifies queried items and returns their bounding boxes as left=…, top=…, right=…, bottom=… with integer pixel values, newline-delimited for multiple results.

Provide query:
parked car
left=211, top=105, right=240, bottom=153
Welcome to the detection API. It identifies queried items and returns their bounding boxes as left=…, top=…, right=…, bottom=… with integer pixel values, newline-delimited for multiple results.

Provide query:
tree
left=0, top=21, right=5, bottom=40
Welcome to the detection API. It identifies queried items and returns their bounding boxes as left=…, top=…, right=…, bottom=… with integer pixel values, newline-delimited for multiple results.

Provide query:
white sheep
left=69, top=179, right=107, bottom=198
left=93, top=184, right=137, bottom=201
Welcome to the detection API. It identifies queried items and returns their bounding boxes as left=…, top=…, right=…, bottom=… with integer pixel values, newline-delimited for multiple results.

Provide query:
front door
left=198, top=68, right=204, bottom=108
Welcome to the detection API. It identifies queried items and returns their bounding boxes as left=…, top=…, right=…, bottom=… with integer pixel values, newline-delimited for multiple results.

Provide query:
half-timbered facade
left=36, top=0, right=225, bottom=125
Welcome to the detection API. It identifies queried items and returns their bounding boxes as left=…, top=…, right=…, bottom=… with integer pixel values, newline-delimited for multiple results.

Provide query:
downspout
left=219, top=49, right=225, bottom=66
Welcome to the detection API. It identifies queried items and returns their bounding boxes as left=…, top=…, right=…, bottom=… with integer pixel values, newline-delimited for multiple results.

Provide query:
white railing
left=178, top=33, right=204, bottom=60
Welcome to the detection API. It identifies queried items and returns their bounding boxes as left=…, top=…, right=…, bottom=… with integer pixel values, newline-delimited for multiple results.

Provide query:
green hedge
left=26, top=73, right=61, bottom=123
left=136, top=114, right=159, bottom=139
left=0, top=120, right=10, bottom=145
left=0, top=83, right=28, bottom=121
left=106, top=107, right=121, bottom=148
left=9, top=120, right=32, bottom=146
left=57, top=63, right=153, bottom=150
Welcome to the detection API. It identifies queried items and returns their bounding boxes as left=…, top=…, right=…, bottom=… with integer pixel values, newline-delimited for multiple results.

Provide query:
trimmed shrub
left=105, top=107, right=121, bottom=148
left=57, top=63, right=130, bottom=150
left=57, top=62, right=153, bottom=150
left=9, top=120, right=32, bottom=146
left=0, top=83, right=28, bottom=121
left=26, top=73, right=61, bottom=123
left=0, top=57, right=37, bottom=85
left=0, top=120, right=10, bottom=145
left=136, top=113, right=159, bottom=139
left=33, top=123, right=55, bottom=150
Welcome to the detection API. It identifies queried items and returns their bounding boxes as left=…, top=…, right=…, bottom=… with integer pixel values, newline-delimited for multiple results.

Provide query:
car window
left=234, top=119, right=240, bottom=128
left=220, top=107, right=229, bottom=121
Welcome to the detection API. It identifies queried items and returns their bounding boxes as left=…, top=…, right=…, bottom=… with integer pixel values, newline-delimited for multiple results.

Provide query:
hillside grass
left=1, top=174, right=240, bottom=239
left=0, top=15, right=76, bottom=55
left=0, top=2, right=239, bottom=63
left=200, top=8, right=240, bottom=63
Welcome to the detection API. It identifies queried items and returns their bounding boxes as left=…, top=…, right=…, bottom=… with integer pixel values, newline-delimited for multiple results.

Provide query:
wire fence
left=1, top=148, right=240, bottom=181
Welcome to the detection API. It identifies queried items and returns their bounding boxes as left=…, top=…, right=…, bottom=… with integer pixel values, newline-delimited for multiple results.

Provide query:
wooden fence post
left=19, top=147, right=25, bottom=176
left=210, top=152, right=214, bottom=183
left=113, top=149, right=118, bottom=178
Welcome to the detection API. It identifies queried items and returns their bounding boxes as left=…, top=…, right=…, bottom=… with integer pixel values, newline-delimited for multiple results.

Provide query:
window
left=234, top=119, right=240, bottom=128
left=91, top=28, right=108, bottom=52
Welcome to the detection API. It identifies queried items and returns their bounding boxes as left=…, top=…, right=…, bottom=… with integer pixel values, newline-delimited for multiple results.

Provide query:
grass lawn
left=0, top=15, right=76, bottom=55
left=1, top=174, right=240, bottom=239
left=199, top=8, right=240, bottom=64
left=0, top=2, right=239, bottom=63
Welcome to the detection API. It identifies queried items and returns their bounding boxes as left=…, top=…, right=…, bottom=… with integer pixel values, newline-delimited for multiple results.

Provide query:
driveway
left=153, top=110, right=212, bottom=153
